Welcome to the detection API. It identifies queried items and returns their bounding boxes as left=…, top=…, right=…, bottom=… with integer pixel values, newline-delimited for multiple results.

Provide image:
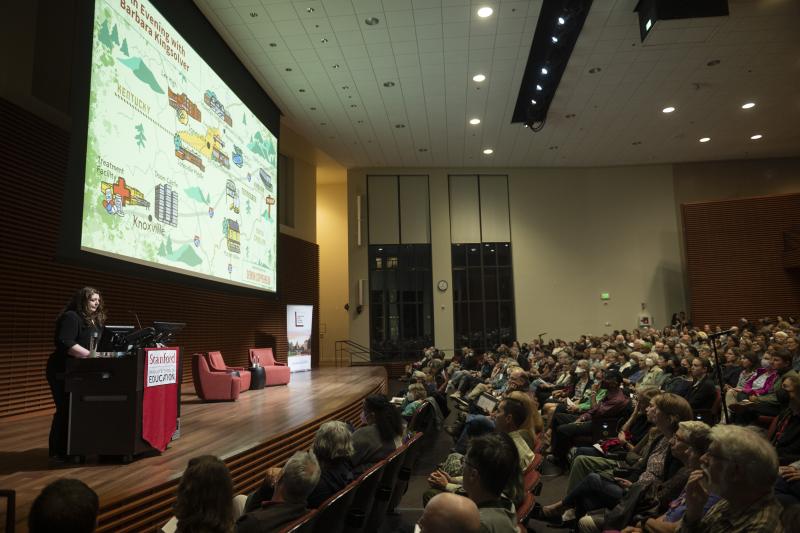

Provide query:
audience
left=29, top=478, right=99, bottom=533
left=417, top=493, right=481, bottom=533
left=351, top=394, right=405, bottom=472
left=462, top=433, right=520, bottom=533
left=165, top=455, right=237, bottom=533
left=235, top=451, right=320, bottom=533
left=306, top=421, right=355, bottom=508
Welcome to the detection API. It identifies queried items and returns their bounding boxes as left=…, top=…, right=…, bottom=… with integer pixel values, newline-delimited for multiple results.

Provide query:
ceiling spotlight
left=418, top=148, right=428, bottom=152
left=530, top=99, right=537, bottom=105
left=365, top=17, right=380, bottom=25
left=557, top=16, right=565, bottom=25
left=477, top=7, right=494, bottom=18
left=536, top=84, right=543, bottom=91
left=483, top=148, right=494, bottom=155
left=383, top=81, right=395, bottom=87
left=662, top=106, right=675, bottom=113
left=320, top=38, right=328, bottom=43
left=588, top=67, right=602, bottom=74
left=742, top=102, right=756, bottom=109
left=541, top=67, right=548, bottom=75
left=473, top=74, right=486, bottom=82
left=469, top=118, right=481, bottom=125
left=395, top=124, right=405, bottom=128
left=750, top=134, right=763, bottom=140
left=332, top=64, right=340, bottom=69
left=551, top=36, right=558, bottom=43
left=699, top=137, right=711, bottom=143
left=306, top=7, right=315, bottom=13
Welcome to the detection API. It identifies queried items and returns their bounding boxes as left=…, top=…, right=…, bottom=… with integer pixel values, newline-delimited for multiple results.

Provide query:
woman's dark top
left=628, top=413, right=653, bottom=445
left=307, top=458, right=355, bottom=508
left=771, top=409, right=800, bottom=466
left=685, top=376, right=717, bottom=410
left=49, top=310, right=99, bottom=372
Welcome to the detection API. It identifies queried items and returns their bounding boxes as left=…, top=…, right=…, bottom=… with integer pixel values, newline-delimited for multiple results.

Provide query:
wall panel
left=683, top=193, right=800, bottom=326
left=0, top=97, right=319, bottom=419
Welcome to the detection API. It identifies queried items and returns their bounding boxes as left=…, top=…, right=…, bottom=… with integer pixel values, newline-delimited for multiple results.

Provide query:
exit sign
left=600, top=293, right=610, bottom=300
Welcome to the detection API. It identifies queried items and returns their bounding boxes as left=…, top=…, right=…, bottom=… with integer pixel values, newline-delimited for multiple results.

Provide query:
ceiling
left=192, top=0, right=800, bottom=169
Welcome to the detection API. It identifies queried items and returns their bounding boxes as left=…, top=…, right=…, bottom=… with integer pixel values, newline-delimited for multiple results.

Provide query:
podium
left=65, top=348, right=181, bottom=462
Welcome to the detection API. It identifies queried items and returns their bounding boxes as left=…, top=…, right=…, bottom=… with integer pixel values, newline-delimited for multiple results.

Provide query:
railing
left=334, top=340, right=381, bottom=367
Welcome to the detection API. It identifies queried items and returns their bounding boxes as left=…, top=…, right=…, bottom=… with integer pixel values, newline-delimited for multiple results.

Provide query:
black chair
left=364, top=441, right=410, bottom=532
left=342, top=459, right=387, bottom=533
left=313, top=477, right=360, bottom=533
left=1, top=489, right=15, bottom=533
left=386, top=432, right=425, bottom=513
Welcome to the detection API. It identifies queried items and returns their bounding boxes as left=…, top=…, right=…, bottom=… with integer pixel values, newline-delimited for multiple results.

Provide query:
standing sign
left=286, top=305, right=312, bottom=373
left=142, top=347, right=179, bottom=451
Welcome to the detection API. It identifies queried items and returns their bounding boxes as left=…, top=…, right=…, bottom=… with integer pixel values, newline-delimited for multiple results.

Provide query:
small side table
left=249, top=366, right=266, bottom=390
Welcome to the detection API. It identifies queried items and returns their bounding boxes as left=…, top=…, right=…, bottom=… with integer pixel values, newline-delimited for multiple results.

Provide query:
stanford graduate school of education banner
left=142, top=347, right=179, bottom=452
left=286, top=305, right=312, bottom=373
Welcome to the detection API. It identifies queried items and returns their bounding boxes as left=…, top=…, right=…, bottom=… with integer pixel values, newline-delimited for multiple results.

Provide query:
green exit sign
left=600, top=293, right=610, bottom=300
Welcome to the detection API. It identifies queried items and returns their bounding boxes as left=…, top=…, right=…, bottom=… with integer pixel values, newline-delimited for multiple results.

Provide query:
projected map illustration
left=82, top=0, right=278, bottom=292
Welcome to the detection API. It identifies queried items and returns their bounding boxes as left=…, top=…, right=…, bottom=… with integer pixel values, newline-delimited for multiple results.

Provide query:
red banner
left=142, top=347, right=179, bottom=452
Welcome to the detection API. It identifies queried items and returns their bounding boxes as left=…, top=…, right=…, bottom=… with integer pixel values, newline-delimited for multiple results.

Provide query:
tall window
left=452, top=242, right=515, bottom=352
left=369, top=244, right=433, bottom=360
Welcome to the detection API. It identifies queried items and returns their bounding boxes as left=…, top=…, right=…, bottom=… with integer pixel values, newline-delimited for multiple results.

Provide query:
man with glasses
left=462, top=433, right=520, bottom=533
left=679, top=425, right=784, bottom=532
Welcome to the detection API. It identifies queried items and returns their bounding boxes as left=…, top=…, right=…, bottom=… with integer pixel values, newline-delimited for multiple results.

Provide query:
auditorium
left=1, top=0, right=799, bottom=532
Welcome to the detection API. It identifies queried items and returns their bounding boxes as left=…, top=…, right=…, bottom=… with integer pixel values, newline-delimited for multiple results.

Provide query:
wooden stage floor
left=0, top=366, right=387, bottom=532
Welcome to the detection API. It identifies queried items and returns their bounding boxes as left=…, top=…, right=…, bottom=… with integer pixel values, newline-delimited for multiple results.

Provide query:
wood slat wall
left=683, top=193, right=800, bottom=327
left=0, top=97, right=319, bottom=420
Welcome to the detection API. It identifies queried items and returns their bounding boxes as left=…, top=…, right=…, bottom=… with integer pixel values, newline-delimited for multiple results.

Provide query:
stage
left=0, top=367, right=387, bottom=532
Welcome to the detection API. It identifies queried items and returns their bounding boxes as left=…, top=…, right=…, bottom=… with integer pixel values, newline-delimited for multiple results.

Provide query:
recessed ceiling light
left=320, top=38, right=328, bottom=43
left=551, top=36, right=559, bottom=43
left=699, top=137, right=711, bottom=143
left=341, top=86, right=349, bottom=90
left=365, top=17, right=380, bottom=25
left=395, top=124, right=405, bottom=128
left=706, top=59, right=721, bottom=67
left=536, top=84, right=543, bottom=91
left=742, top=102, right=756, bottom=109
left=285, top=67, right=292, bottom=72
left=310, top=107, right=316, bottom=111
left=250, top=12, right=258, bottom=18
left=548, top=145, right=558, bottom=150
left=332, top=64, right=340, bottom=69
left=418, top=148, right=428, bottom=152
left=662, top=106, right=675, bottom=113
left=541, top=67, right=548, bottom=75
left=269, top=42, right=277, bottom=47
left=632, top=141, right=642, bottom=145
left=750, top=134, right=763, bottom=140
left=483, top=148, right=494, bottom=155
left=306, top=7, right=315, bottom=13
left=350, top=104, right=357, bottom=108
left=477, top=7, right=494, bottom=18
left=298, top=88, right=305, bottom=92
left=565, top=113, right=576, bottom=119
left=320, top=122, right=327, bottom=126
left=473, top=74, right=486, bottom=82
left=469, top=118, right=481, bottom=125
left=530, top=99, right=537, bottom=105
left=588, top=67, right=601, bottom=74
left=557, top=16, right=566, bottom=25
left=383, top=81, right=395, bottom=87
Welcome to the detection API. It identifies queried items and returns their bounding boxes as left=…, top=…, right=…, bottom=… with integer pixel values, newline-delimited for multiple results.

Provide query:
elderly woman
left=637, top=356, right=663, bottom=388
left=307, top=421, right=355, bottom=508
left=538, top=393, right=693, bottom=523
left=352, top=395, right=405, bottom=472
left=401, top=383, right=428, bottom=419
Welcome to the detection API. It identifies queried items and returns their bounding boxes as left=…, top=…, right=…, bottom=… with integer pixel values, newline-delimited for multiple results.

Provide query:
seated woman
left=307, top=421, right=355, bottom=508
left=609, top=421, right=717, bottom=533
left=537, top=393, right=692, bottom=524
left=352, top=394, right=405, bottom=473
left=723, top=352, right=759, bottom=419
left=541, top=360, right=593, bottom=425
left=400, top=383, right=428, bottom=419
left=161, top=455, right=237, bottom=533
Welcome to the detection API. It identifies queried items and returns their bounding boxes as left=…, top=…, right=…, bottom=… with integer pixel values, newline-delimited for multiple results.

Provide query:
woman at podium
left=46, top=287, right=106, bottom=460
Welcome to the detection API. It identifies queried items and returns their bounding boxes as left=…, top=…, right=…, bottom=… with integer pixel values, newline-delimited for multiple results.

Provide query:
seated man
left=463, top=433, right=521, bottom=533
left=236, top=451, right=320, bottom=533
left=678, top=425, right=784, bottom=533
left=29, top=478, right=99, bottom=533
left=418, top=493, right=481, bottom=533
left=549, top=369, right=629, bottom=466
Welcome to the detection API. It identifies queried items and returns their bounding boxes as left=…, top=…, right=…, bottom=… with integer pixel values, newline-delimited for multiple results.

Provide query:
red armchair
left=192, top=353, right=241, bottom=401
left=249, top=348, right=291, bottom=386
left=207, top=351, right=251, bottom=392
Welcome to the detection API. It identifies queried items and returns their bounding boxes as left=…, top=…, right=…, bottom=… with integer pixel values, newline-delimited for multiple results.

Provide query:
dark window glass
left=369, top=244, right=433, bottom=360
left=452, top=242, right=515, bottom=352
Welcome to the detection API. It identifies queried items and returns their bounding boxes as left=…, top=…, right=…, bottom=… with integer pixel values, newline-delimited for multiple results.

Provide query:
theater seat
left=207, top=351, right=251, bottom=392
left=191, top=353, right=241, bottom=401
left=249, top=348, right=291, bottom=386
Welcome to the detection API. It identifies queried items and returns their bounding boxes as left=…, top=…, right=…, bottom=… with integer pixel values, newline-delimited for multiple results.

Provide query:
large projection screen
left=78, top=0, right=278, bottom=292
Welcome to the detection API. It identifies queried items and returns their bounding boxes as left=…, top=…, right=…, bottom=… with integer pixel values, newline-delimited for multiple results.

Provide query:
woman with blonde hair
left=506, top=390, right=544, bottom=448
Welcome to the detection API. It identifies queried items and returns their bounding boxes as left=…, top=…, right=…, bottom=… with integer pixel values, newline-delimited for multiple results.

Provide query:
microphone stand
left=708, top=328, right=735, bottom=424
